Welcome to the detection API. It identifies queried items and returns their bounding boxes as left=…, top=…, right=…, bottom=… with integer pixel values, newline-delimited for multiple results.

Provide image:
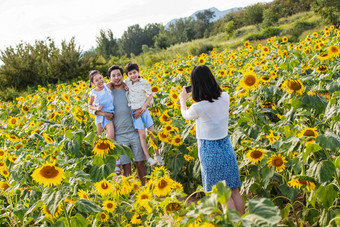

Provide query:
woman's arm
left=179, top=87, right=198, bottom=120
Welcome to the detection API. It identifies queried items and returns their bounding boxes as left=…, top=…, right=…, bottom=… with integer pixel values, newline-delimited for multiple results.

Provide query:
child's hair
left=89, top=70, right=101, bottom=88
left=124, top=62, right=139, bottom=74
left=108, top=65, right=124, bottom=77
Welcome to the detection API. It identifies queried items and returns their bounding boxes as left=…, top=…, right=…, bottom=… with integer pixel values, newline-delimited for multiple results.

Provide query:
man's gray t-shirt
left=111, top=88, right=135, bottom=135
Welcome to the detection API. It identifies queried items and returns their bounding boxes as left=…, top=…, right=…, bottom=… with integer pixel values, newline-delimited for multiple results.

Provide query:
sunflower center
left=3, top=170, right=9, bottom=175
left=175, top=138, right=181, bottom=143
left=288, top=80, right=302, bottom=91
left=262, top=76, right=270, bottom=81
left=0, top=163, right=4, bottom=167
left=107, top=203, right=113, bottom=208
left=141, top=194, right=149, bottom=199
left=244, top=75, right=256, bottom=86
left=158, top=179, right=167, bottom=189
left=273, top=158, right=283, bottom=166
left=299, top=180, right=307, bottom=185
left=101, top=213, right=107, bottom=219
left=11, top=119, right=16, bottom=124
left=166, top=203, right=181, bottom=211
left=101, top=182, right=109, bottom=189
left=97, top=142, right=110, bottom=150
left=303, top=130, right=315, bottom=137
left=330, top=46, right=338, bottom=53
left=0, top=151, right=4, bottom=156
left=250, top=150, right=263, bottom=159
left=40, top=166, right=59, bottom=178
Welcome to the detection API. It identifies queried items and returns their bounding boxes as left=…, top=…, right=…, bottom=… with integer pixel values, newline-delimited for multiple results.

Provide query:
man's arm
left=88, top=108, right=114, bottom=121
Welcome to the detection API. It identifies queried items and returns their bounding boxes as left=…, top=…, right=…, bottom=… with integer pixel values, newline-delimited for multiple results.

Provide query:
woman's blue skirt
left=198, top=135, right=241, bottom=191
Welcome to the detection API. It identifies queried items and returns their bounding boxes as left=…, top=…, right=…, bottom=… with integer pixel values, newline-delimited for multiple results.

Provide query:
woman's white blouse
left=181, top=92, right=230, bottom=140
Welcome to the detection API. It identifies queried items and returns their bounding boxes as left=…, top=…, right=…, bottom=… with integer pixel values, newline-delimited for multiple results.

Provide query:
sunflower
left=151, top=86, right=160, bottom=93
left=151, top=166, right=169, bottom=180
left=149, top=107, right=161, bottom=117
left=288, top=176, right=316, bottom=191
left=93, top=138, right=115, bottom=157
left=315, top=65, right=328, bottom=73
left=159, top=111, right=172, bottom=124
left=172, top=135, right=182, bottom=146
left=0, top=181, right=10, bottom=191
left=282, top=36, right=288, bottom=42
left=317, top=52, right=330, bottom=61
left=94, top=179, right=114, bottom=195
left=267, top=153, right=287, bottom=172
left=184, top=154, right=194, bottom=162
left=136, top=190, right=152, bottom=206
left=307, top=91, right=330, bottom=100
left=172, top=181, right=184, bottom=191
left=103, top=200, right=117, bottom=213
left=153, top=175, right=173, bottom=197
left=78, top=189, right=90, bottom=200
left=41, top=204, right=63, bottom=220
left=61, top=93, right=70, bottom=102
left=244, top=41, right=250, bottom=47
left=238, top=72, right=259, bottom=90
left=198, top=57, right=206, bottom=65
left=266, top=130, right=280, bottom=144
left=260, top=102, right=276, bottom=109
left=99, top=212, right=109, bottom=223
left=31, top=163, right=65, bottom=187
left=328, top=45, right=339, bottom=57
left=0, top=149, right=6, bottom=159
left=282, top=79, right=304, bottom=95
left=0, top=161, right=6, bottom=170
left=8, top=117, right=18, bottom=126
left=261, top=46, right=269, bottom=53
left=44, top=135, right=54, bottom=144
left=261, top=76, right=272, bottom=83
left=297, top=127, right=319, bottom=145
left=131, top=214, right=142, bottom=225
left=1, top=169, right=9, bottom=178
left=246, top=148, right=267, bottom=164
left=170, top=92, right=179, bottom=102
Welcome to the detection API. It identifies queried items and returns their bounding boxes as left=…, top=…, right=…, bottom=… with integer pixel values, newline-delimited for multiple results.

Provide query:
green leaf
left=314, top=160, right=336, bottom=183
left=83, top=132, right=97, bottom=145
left=168, top=153, right=185, bottom=179
left=215, top=181, right=231, bottom=204
left=316, top=131, right=340, bottom=152
left=244, top=198, right=281, bottom=226
left=65, top=130, right=73, bottom=140
left=54, top=217, right=67, bottom=227
left=303, top=143, right=322, bottom=162
left=13, top=207, right=28, bottom=223
left=335, top=157, right=340, bottom=170
left=317, top=184, right=337, bottom=208
left=280, top=62, right=289, bottom=70
left=71, top=213, right=91, bottom=227
left=279, top=184, right=298, bottom=201
left=25, top=200, right=44, bottom=217
left=261, top=165, right=274, bottom=188
left=41, top=189, right=65, bottom=214
left=281, top=204, right=291, bottom=220
left=299, top=94, right=327, bottom=114
left=75, top=199, right=103, bottom=213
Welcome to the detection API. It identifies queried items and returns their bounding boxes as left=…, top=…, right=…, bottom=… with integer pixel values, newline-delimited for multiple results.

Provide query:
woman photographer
left=179, top=65, right=244, bottom=214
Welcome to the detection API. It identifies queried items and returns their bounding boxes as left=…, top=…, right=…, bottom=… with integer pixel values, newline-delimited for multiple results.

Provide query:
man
left=90, top=65, right=146, bottom=185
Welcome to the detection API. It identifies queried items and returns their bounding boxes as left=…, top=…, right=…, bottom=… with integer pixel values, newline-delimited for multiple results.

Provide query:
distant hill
left=165, top=7, right=241, bottom=28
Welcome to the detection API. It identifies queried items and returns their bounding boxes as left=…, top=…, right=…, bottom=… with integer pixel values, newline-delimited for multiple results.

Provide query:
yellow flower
left=0, top=161, right=7, bottom=170
left=153, top=175, right=173, bottom=197
left=1, top=169, right=10, bottom=178
left=266, top=130, right=280, bottom=144
left=136, top=190, right=152, bottom=206
left=93, top=139, right=115, bottom=157
left=297, top=127, right=319, bottom=145
left=41, top=204, right=63, bottom=220
left=159, top=111, right=172, bottom=124
left=238, top=72, right=259, bottom=90
left=172, top=134, right=182, bottom=146
left=246, top=148, right=267, bottom=164
left=0, top=181, right=10, bottom=191
left=282, top=79, right=304, bottom=95
left=0, top=149, right=7, bottom=159
left=44, top=135, right=54, bottom=144
left=151, top=86, right=160, bottom=93
left=78, top=189, right=90, bottom=200
left=328, top=45, right=339, bottom=57
left=131, top=214, right=142, bottom=225
left=31, top=164, right=65, bottom=187
left=8, top=117, right=18, bottom=126
left=99, top=212, right=109, bottom=223
left=61, top=93, right=70, bottom=102
left=102, top=200, right=117, bottom=213
left=267, top=153, right=287, bottom=172
left=94, top=179, right=115, bottom=196
left=288, top=176, right=316, bottom=191
left=315, top=65, right=328, bottom=73
left=184, top=154, right=194, bottom=161
left=260, top=102, right=276, bottom=109
left=198, top=57, right=206, bottom=65
left=282, top=36, right=288, bottom=42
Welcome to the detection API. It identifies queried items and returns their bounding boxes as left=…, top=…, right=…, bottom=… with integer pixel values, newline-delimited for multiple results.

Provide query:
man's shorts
left=132, top=109, right=154, bottom=130
left=116, top=131, right=146, bottom=165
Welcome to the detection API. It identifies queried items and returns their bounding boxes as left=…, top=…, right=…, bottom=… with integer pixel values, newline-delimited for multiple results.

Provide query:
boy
left=124, top=62, right=165, bottom=166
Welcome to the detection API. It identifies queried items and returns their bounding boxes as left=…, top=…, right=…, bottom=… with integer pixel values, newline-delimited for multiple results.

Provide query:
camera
left=185, top=85, right=192, bottom=93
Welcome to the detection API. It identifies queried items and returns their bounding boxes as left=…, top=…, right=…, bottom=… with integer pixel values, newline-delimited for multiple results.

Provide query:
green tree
left=194, top=10, right=215, bottom=38
left=243, top=3, right=265, bottom=25
left=262, top=5, right=281, bottom=28
left=95, top=29, right=119, bottom=59
left=311, top=0, right=340, bottom=26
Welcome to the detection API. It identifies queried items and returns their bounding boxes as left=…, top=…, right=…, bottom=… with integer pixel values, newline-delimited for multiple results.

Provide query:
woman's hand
left=179, top=87, right=190, bottom=102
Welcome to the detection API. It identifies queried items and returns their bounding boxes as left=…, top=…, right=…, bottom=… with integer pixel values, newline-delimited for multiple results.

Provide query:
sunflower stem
left=62, top=200, right=71, bottom=227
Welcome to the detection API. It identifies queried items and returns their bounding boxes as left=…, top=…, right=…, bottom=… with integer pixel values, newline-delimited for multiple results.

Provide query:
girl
left=179, top=65, right=244, bottom=215
left=88, top=70, right=121, bottom=174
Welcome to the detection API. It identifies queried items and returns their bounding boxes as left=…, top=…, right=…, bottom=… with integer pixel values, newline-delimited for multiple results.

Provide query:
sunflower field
left=0, top=26, right=340, bottom=226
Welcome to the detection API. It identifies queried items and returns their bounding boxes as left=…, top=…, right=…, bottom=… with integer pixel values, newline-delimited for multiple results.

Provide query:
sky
left=0, top=0, right=273, bottom=51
